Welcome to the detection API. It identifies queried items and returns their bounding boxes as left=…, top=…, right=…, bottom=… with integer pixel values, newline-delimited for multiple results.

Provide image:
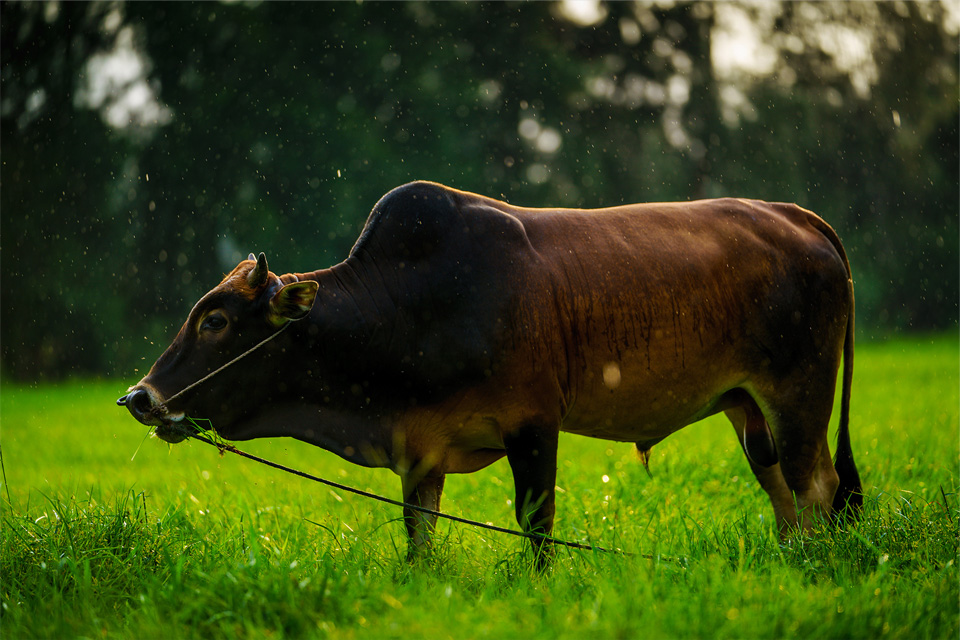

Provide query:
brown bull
left=120, top=181, right=862, bottom=561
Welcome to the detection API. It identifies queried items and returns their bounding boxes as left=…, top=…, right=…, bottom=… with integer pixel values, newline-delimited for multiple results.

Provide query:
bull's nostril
left=125, top=389, right=158, bottom=423
left=117, top=395, right=128, bottom=407
left=131, top=391, right=153, bottom=414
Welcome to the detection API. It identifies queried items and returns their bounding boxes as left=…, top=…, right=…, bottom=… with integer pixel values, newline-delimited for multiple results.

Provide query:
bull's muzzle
left=117, top=386, right=188, bottom=443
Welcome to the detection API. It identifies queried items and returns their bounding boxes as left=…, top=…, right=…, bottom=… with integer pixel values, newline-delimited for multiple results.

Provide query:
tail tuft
left=832, top=441, right=863, bottom=519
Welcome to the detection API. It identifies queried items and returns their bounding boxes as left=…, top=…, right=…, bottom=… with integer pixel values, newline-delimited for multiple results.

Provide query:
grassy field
left=1, top=334, right=957, bottom=639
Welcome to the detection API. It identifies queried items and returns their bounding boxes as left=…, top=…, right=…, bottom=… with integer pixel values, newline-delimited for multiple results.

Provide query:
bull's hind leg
left=779, top=412, right=840, bottom=532
left=724, top=391, right=797, bottom=533
left=752, top=382, right=841, bottom=534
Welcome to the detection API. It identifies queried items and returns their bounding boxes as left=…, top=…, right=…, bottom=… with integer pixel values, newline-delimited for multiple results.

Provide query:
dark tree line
left=2, top=1, right=957, bottom=380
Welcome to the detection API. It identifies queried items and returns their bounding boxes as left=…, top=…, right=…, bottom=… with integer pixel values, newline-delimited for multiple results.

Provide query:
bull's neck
left=251, top=258, right=398, bottom=469
left=279, top=257, right=394, bottom=395
left=285, top=257, right=368, bottom=306
left=288, top=258, right=385, bottom=340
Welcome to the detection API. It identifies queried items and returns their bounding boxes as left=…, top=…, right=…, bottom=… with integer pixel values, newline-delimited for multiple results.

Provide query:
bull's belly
left=559, top=358, right=741, bottom=442
left=407, top=344, right=745, bottom=472
left=560, top=397, right=722, bottom=442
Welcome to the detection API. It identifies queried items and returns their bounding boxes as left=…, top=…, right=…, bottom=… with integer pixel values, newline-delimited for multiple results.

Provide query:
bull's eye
left=201, top=314, right=227, bottom=332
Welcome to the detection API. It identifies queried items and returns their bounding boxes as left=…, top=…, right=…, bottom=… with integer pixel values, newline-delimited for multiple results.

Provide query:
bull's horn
left=247, top=252, right=269, bottom=288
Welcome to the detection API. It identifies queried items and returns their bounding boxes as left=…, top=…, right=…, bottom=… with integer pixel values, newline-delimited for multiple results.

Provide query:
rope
left=174, top=425, right=651, bottom=558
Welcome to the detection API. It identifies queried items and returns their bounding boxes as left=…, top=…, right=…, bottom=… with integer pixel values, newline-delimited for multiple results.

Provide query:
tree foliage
left=2, top=1, right=957, bottom=379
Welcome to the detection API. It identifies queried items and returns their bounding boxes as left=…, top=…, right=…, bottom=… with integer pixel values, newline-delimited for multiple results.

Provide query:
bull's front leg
left=504, top=424, right=559, bottom=569
left=400, top=472, right=446, bottom=561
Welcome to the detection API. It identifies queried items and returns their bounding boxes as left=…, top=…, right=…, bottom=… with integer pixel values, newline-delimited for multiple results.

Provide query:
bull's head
left=118, top=253, right=319, bottom=442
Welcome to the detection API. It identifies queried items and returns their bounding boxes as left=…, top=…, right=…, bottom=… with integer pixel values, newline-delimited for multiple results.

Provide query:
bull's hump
left=350, top=181, right=458, bottom=260
left=351, top=182, right=533, bottom=265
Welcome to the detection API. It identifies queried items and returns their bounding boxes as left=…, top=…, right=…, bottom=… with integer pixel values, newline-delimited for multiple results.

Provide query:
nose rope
left=155, top=323, right=292, bottom=414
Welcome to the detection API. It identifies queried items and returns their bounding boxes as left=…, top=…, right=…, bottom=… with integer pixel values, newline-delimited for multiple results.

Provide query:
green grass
left=2, top=334, right=958, bottom=639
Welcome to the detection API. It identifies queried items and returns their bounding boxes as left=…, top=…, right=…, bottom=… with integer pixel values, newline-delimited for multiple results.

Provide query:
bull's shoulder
left=340, top=182, right=535, bottom=402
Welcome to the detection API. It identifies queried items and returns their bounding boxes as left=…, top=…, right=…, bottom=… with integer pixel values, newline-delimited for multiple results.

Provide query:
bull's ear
left=247, top=252, right=269, bottom=289
left=268, top=281, right=319, bottom=326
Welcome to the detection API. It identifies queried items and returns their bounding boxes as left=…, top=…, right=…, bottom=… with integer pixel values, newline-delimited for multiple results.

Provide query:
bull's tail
left=832, top=296, right=863, bottom=518
left=832, top=292, right=863, bottom=518
left=810, top=216, right=863, bottom=519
